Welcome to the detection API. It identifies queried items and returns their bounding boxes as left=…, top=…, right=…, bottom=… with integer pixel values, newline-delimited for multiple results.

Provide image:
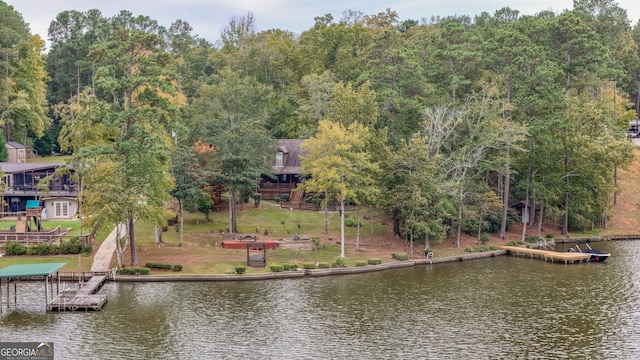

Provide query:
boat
left=568, top=243, right=610, bottom=262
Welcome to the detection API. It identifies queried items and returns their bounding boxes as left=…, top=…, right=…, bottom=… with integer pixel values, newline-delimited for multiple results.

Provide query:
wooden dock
left=47, top=275, right=108, bottom=311
left=497, top=246, right=591, bottom=264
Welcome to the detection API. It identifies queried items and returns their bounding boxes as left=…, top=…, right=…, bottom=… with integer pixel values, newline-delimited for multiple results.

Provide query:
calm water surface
left=2, top=241, right=640, bottom=359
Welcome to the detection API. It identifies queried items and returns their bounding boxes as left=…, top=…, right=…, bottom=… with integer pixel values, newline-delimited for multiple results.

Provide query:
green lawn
left=0, top=254, right=93, bottom=272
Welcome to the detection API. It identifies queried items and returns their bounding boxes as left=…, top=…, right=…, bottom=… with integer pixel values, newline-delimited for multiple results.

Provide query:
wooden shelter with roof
left=258, top=139, right=304, bottom=202
left=0, top=263, right=65, bottom=313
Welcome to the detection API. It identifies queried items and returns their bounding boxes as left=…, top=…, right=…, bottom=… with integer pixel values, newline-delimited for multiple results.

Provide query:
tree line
left=1, top=0, right=639, bottom=264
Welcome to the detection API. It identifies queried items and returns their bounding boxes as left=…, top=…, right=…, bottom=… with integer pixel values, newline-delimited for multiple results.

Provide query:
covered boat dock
left=0, top=262, right=65, bottom=312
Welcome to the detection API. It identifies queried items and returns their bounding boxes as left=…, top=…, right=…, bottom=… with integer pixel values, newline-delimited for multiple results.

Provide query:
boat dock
left=497, top=246, right=591, bottom=264
left=47, top=275, right=108, bottom=311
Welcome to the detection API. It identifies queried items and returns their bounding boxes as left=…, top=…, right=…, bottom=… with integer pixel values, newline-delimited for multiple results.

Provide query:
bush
left=270, top=263, right=284, bottom=272
left=524, top=235, right=541, bottom=243
left=392, top=252, right=408, bottom=261
left=333, top=257, right=347, bottom=267
left=282, top=194, right=290, bottom=202
left=34, top=242, right=52, bottom=256
left=146, top=262, right=172, bottom=270
left=506, top=241, right=521, bottom=246
left=355, top=260, right=368, bottom=267
left=480, top=233, right=491, bottom=244
left=282, top=264, right=291, bottom=271
left=289, top=263, right=299, bottom=271
left=545, top=233, right=554, bottom=239
left=4, top=241, right=26, bottom=256
left=118, top=267, right=150, bottom=275
left=172, top=264, right=183, bottom=272
left=367, top=258, right=382, bottom=265
left=274, top=197, right=281, bottom=203
left=252, top=193, right=261, bottom=207
left=235, top=266, right=246, bottom=274
left=303, top=262, right=316, bottom=269
left=318, top=262, right=330, bottom=269
left=424, top=249, right=433, bottom=257
left=464, top=245, right=499, bottom=253
left=60, top=237, right=81, bottom=254
left=344, top=218, right=359, bottom=227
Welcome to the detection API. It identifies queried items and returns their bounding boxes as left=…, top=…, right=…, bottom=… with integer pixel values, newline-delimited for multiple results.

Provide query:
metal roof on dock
left=0, top=263, right=66, bottom=278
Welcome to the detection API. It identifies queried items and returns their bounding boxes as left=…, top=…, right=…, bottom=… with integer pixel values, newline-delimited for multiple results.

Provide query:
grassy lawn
left=27, top=155, right=70, bottom=163
left=121, top=203, right=407, bottom=274
left=0, top=254, right=94, bottom=272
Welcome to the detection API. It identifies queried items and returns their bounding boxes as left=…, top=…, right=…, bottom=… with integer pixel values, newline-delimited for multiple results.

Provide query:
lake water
left=1, top=241, right=639, bottom=359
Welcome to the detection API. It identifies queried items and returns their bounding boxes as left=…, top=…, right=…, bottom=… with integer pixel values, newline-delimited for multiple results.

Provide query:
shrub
left=367, top=258, right=382, bottom=265
left=252, top=193, right=261, bottom=207
left=355, top=260, right=368, bottom=267
left=392, top=252, right=408, bottom=261
left=344, top=218, right=359, bottom=227
left=172, top=264, right=183, bottom=272
left=303, top=262, right=316, bottom=269
left=464, top=245, right=498, bottom=253
left=274, top=197, right=281, bottom=203
left=282, top=264, right=291, bottom=271
left=118, top=267, right=150, bottom=275
left=146, top=262, right=172, bottom=270
left=424, top=249, right=433, bottom=257
left=35, top=242, right=52, bottom=256
left=289, top=263, right=299, bottom=271
left=318, top=262, right=330, bottom=269
left=333, top=257, right=347, bottom=267
left=480, top=233, right=491, bottom=244
left=60, top=237, right=81, bottom=254
left=49, top=244, right=59, bottom=255
left=4, top=241, right=26, bottom=256
left=282, top=194, right=289, bottom=202
left=235, top=266, right=246, bottom=274
left=269, top=263, right=284, bottom=272
left=524, top=235, right=541, bottom=243
left=545, top=233, right=554, bottom=239
left=507, top=241, right=521, bottom=246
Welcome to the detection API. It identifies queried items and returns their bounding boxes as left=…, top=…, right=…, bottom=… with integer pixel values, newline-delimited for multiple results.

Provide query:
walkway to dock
left=47, top=275, right=107, bottom=311
left=497, top=246, right=591, bottom=264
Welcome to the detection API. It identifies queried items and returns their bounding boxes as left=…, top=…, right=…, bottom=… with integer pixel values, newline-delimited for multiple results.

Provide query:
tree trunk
left=340, top=195, right=345, bottom=258
left=229, top=189, right=237, bottom=234
left=562, top=155, right=569, bottom=235
left=323, top=192, right=328, bottom=234
left=424, top=233, right=430, bottom=252
left=393, top=209, right=401, bottom=237
left=499, top=143, right=511, bottom=239
left=129, top=216, right=138, bottom=266
left=537, top=199, right=545, bottom=238
left=179, top=198, right=184, bottom=247
left=355, top=205, right=361, bottom=251
left=456, top=191, right=463, bottom=249
left=115, top=223, right=124, bottom=268
left=521, top=190, right=529, bottom=242
left=154, top=224, right=163, bottom=245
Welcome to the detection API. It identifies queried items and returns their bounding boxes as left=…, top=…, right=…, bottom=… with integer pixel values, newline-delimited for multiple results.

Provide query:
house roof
left=0, top=162, right=65, bottom=174
left=273, top=139, right=304, bottom=175
left=5, top=141, right=25, bottom=149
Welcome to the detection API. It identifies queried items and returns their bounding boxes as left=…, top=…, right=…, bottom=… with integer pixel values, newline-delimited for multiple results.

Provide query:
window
left=275, top=152, right=283, bottom=166
left=54, top=201, right=69, bottom=218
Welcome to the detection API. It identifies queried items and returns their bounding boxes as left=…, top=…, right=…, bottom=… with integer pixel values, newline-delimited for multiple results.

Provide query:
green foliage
left=392, top=252, right=408, bottom=261
left=333, top=257, right=348, bottom=267
left=282, top=263, right=291, bottom=271
left=524, top=236, right=541, bottom=243
left=269, top=263, right=284, bottom=272
left=60, top=237, right=82, bottom=254
left=545, top=234, right=555, bottom=239
left=318, top=262, right=330, bottom=269
left=274, top=197, right=281, bottom=203
left=4, top=241, right=26, bottom=256
left=118, top=267, right=150, bottom=275
left=367, top=258, right=382, bottom=265
left=507, top=241, right=521, bottom=246
left=235, top=266, right=246, bottom=274
left=355, top=260, right=368, bottom=267
left=252, top=193, right=262, bottom=207
left=172, top=264, right=183, bottom=272
left=464, top=245, right=498, bottom=253
left=289, top=263, right=299, bottom=271
left=34, top=243, right=52, bottom=256
left=344, top=218, right=359, bottom=227
left=281, top=194, right=289, bottom=202
left=302, top=262, right=316, bottom=269
left=145, top=262, right=173, bottom=270
left=480, top=233, right=491, bottom=244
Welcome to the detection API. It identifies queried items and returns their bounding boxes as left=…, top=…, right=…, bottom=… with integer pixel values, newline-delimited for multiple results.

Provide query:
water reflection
left=2, top=241, right=640, bottom=359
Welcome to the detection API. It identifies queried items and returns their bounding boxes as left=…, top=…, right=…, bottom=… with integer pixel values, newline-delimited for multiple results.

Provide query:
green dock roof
left=0, top=263, right=66, bottom=278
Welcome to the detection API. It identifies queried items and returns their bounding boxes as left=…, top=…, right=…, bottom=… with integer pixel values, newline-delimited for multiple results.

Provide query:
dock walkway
left=47, top=275, right=108, bottom=311
left=497, top=246, right=590, bottom=264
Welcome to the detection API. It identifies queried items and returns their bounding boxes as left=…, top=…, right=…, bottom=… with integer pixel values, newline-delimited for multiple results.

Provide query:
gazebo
left=0, top=263, right=65, bottom=312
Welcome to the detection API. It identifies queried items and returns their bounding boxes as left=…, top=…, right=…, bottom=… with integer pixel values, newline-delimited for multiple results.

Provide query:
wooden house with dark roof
left=258, top=139, right=304, bottom=201
left=0, top=162, right=78, bottom=219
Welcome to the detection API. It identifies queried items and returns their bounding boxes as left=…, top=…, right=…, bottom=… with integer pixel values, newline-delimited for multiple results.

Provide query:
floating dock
left=47, top=275, right=107, bottom=311
left=497, top=246, right=591, bottom=264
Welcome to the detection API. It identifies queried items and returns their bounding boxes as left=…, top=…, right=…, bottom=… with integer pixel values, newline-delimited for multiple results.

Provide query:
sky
left=5, top=0, right=640, bottom=49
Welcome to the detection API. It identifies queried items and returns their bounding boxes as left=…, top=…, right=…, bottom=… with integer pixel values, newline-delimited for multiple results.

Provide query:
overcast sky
left=5, top=0, right=640, bottom=48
